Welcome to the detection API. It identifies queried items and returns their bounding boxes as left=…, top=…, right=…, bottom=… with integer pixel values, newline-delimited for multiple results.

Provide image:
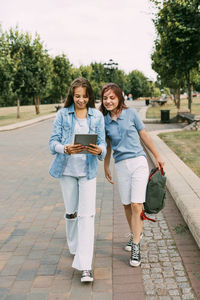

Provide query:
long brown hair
left=64, top=78, right=95, bottom=108
left=99, top=83, right=127, bottom=116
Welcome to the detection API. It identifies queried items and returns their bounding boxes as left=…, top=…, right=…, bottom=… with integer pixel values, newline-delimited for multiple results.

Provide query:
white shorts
left=115, top=156, right=149, bottom=205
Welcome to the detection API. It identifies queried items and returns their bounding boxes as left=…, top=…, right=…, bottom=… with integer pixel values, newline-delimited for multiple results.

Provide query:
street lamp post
left=104, top=59, right=118, bottom=82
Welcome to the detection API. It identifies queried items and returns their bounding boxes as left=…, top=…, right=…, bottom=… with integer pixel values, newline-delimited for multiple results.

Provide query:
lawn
left=0, top=103, right=60, bottom=127
left=146, top=97, right=200, bottom=177
left=146, top=97, right=200, bottom=119
left=159, top=131, right=200, bottom=178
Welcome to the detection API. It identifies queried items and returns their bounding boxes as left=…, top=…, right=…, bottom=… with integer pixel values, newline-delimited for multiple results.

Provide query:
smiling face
left=102, top=89, right=119, bottom=114
left=73, top=86, right=89, bottom=110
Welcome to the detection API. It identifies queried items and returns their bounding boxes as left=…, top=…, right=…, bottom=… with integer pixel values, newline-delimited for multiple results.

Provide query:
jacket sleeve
left=49, top=110, right=63, bottom=155
left=97, top=113, right=107, bottom=161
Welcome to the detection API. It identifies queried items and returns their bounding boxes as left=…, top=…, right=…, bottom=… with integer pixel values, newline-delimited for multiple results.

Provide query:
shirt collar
left=118, top=109, right=125, bottom=120
left=68, top=104, right=93, bottom=116
left=105, top=109, right=125, bottom=123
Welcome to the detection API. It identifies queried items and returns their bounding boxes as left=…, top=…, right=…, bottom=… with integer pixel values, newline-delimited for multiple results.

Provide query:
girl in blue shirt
left=49, top=78, right=106, bottom=282
left=100, top=83, right=164, bottom=267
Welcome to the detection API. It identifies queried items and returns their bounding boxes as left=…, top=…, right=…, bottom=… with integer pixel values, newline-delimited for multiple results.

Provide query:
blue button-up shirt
left=104, top=108, right=146, bottom=163
left=49, top=104, right=106, bottom=179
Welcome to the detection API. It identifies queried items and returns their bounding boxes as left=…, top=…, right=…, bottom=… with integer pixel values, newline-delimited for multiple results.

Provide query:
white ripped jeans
left=60, top=175, right=96, bottom=271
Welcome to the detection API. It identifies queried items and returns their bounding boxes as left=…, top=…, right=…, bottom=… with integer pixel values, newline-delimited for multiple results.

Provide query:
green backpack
left=141, top=167, right=166, bottom=222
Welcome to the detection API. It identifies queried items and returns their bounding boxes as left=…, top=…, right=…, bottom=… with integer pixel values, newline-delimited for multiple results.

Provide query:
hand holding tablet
left=74, top=134, right=102, bottom=155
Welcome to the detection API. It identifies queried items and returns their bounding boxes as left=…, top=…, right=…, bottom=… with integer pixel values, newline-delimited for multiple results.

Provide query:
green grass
left=159, top=130, right=200, bottom=177
left=0, top=103, right=60, bottom=126
left=146, top=97, right=200, bottom=119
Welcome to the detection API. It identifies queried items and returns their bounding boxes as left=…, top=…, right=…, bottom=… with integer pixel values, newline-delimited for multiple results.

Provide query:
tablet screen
left=74, top=134, right=97, bottom=154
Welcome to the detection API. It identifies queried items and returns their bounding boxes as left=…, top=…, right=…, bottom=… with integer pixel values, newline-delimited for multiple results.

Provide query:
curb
left=139, top=106, right=200, bottom=249
left=0, top=113, right=56, bottom=132
left=144, top=131, right=200, bottom=249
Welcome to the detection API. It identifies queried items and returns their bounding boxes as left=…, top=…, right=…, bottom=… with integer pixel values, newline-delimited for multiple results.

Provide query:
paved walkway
left=0, top=101, right=200, bottom=299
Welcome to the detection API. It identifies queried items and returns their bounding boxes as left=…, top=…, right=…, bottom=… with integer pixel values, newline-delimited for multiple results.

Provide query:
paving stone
left=181, top=294, right=196, bottom=299
left=168, top=289, right=180, bottom=296
left=26, top=292, right=48, bottom=300
left=37, top=264, right=57, bottom=276
left=0, top=287, right=9, bottom=299
left=16, top=269, right=36, bottom=281
left=32, top=276, right=54, bottom=288
left=176, top=276, right=188, bottom=282
left=5, top=295, right=27, bottom=300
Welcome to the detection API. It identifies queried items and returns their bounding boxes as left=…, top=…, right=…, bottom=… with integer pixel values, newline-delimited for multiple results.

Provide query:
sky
left=0, top=0, right=158, bottom=81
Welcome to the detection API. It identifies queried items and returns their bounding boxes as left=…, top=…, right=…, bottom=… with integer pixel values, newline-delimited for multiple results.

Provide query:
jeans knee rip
left=65, top=212, right=77, bottom=219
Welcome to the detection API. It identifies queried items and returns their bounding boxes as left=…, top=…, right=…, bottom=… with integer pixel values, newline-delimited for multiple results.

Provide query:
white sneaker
left=124, top=232, right=143, bottom=252
left=81, top=270, right=93, bottom=282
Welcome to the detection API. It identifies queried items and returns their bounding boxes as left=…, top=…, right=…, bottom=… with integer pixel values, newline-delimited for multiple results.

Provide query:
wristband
left=64, top=146, right=70, bottom=155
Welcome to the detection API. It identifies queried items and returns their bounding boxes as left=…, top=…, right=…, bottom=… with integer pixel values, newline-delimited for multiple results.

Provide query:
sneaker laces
left=82, top=270, right=91, bottom=277
left=125, top=233, right=133, bottom=245
left=125, top=232, right=133, bottom=238
left=131, top=243, right=140, bottom=261
left=125, top=232, right=143, bottom=243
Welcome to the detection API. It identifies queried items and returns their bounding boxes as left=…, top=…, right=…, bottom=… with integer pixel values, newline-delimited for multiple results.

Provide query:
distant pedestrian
left=127, top=93, right=133, bottom=101
left=100, top=83, right=164, bottom=267
left=49, top=78, right=106, bottom=282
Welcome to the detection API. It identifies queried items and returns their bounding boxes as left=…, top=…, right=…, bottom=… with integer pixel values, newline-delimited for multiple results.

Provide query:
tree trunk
left=176, top=86, right=181, bottom=110
left=173, top=89, right=177, bottom=106
left=37, top=96, right=40, bottom=114
left=186, top=71, right=192, bottom=112
left=34, top=96, right=40, bottom=114
left=17, top=98, right=20, bottom=119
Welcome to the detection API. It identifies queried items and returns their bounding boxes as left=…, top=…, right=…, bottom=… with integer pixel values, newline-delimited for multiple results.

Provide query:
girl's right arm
left=104, top=138, right=114, bottom=184
left=49, top=110, right=63, bottom=155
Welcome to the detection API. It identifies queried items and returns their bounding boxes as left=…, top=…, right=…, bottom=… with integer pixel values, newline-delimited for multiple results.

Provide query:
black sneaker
left=81, top=270, right=93, bottom=282
left=124, top=233, right=143, bottom=252
left=130, top=242, right=141, bottom=267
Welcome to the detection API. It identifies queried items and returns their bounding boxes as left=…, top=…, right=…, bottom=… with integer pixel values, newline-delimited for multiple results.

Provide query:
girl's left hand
left=85, top=144, right=102, bottom=155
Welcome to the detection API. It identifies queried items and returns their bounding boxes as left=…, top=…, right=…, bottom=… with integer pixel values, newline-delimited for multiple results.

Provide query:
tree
left=191, top=67, right=200, bottom=92
left=22, top=33, right=52, bottom=114
left=113, top=69, right=128, bottom=94
left=150, top=0, right=200, bottom=111
left=0, top=28, right=16, bottom=107
left=3, top=28, right=28, bottom=117
left=127, top=70, right=151, bottom=99
left=51, top=54, right=72, bottom=103
left=90, top=62, right=107, bottom=99
left=79, top=65, right=92, bottom=79
left=151, top=40, right=184, bottom=108
left=0, top=27, right=52, bottom=115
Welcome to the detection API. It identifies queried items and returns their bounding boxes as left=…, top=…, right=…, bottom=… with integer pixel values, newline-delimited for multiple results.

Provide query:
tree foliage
left=0, top=27, right=52, bottom=114
left=151, top=0, right=200, bottom=110
left=127, top=70, right=151, bottom=99
left=0, top=25, right=160, bottom=109
left=51, top=54, right=72, bottom=102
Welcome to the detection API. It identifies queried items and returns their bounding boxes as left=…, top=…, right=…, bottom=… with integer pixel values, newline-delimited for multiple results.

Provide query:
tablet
left=74, top=134, right=98, bottom=154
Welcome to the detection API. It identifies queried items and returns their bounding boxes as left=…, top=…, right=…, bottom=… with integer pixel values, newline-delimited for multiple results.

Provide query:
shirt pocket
left=89, top=125, right=98, bottom=134
left=61, top=125, right=71, bottom=143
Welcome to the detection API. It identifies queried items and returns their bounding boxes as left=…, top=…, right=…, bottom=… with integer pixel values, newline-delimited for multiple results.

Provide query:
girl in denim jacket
left=49, top=78, right=106, bottom=282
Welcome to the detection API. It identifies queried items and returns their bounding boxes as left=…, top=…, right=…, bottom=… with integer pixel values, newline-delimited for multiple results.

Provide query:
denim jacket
left=49, top=104, right=107, bottom=179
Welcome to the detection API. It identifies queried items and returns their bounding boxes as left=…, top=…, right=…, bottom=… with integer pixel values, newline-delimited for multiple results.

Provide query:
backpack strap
left=141, top=209, right=156, bottom=222
left=149, top=167, right=164, bottom=181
